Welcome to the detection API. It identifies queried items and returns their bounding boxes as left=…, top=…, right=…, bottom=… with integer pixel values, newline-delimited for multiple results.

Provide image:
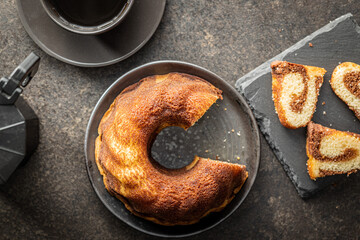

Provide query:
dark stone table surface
left=1, top=1, right=359, bottom=239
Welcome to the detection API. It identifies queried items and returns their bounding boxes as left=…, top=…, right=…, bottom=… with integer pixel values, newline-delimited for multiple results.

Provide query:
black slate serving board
left=235, top=13, right=360, bottom=198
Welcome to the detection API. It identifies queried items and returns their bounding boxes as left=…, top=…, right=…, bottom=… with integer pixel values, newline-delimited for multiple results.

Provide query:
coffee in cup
left=41, top=0, right=134, bottom=35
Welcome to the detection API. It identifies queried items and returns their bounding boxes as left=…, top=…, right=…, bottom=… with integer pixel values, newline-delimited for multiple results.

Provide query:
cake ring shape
left=95, top=72, right=248, bottom=226
left=330, top=62, right=360, bottom=120
left=306, top=122, right=360, bottom=180
left=271, top=61, right=326, bottom=129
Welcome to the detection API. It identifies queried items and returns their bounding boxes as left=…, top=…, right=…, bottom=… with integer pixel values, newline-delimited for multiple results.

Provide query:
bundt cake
left=95, top=72, right=248, bottom=225
left=330, top=62, right=360, bottom=120
left=306, top=122, right=360, bottom=180
left=271, top=61, right=326, bottom=129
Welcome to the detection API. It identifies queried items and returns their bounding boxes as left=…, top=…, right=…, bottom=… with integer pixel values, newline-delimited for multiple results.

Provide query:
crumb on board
left=323, top=111, right=326, bottom=115
left=237, top=156, right=240, bottom=160
left=329, top=123, right=332, bottom=127
left=231, top=129, right=235, bottom=132
left=223, top=139, right=226, bottom=142
left=216, top=155, right=220, bottom=160
left=224, top=108, right=227, bottom=111
left=322, top=101, right=325, bottom=105
left=205, top=149, right=209, bottom=153
left=309, top=42, right=313, bottom=47
left=237, top=131, right=241, bottom=136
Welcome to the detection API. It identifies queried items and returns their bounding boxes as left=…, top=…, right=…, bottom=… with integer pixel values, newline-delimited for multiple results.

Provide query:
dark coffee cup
left=40, top=0, right=134, bottom=35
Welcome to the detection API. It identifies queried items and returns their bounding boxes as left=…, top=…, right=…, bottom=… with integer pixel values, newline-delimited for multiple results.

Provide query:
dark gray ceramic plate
left=17, top=0, right=166, bottom=67
left=84, top=61, right=260, bottom=237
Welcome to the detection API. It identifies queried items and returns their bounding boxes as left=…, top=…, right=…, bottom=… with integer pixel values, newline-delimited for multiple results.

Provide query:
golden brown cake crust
left=271, top=61, right=325, bottom=129
left=95, top=72, right=248, bottom=225
left=306, top=122, right=360, bottom=180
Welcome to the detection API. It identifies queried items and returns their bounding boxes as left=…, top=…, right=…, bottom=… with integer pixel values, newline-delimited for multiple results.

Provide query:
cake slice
left=306, top=122, right=360, bottom=180
left=271, top=61, right=326, bottom=129
left=330, top=62, right=360, bottom=120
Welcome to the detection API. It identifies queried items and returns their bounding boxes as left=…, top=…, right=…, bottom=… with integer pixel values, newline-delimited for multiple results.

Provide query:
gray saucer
left=17, top=0, right=166, bottom=67
left=84, top=61, right=260, bottom=237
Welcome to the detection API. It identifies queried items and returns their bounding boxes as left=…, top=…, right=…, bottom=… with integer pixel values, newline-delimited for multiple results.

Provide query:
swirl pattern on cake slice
left=330, top=62, right=360, bottom=120
left=306, top=122, right=360, bottom=180
left=271, top=61, right=326, bottom=129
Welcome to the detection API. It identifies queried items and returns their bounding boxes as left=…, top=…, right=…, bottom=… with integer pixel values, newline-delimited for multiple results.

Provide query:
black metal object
left=0, top=52, right=40, bottom=184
